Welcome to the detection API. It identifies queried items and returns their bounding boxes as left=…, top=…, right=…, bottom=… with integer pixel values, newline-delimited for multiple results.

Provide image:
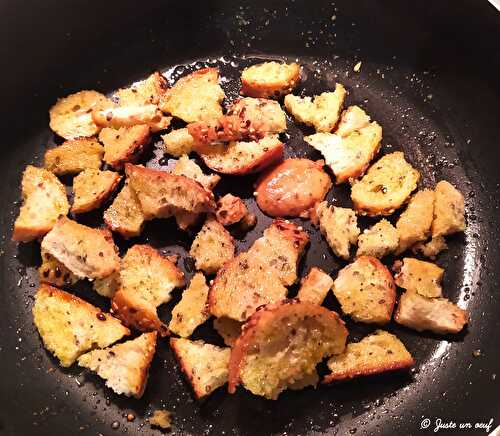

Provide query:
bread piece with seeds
left=38, top=249, right=79, bottom=287
left=93, top=103, right=171, bottom=132
left=114, top=72, right=168, bottom=106
left=161, top=128, right=197, bottom=157
left=296, top=267, right=333, bottom=305
left=432, top=180, right=466, bottom=237
left=412, top=236, right=448, bottom=259
left=44, top=138, right=103, bottom=176
left=216, top=194, right=253, bottom=227
left=213, top=317, right=243, bottom=347
left=171, top=155, right=220, bottom=191
left=92, top=271, right=121, bottom=298
left=356, top=219, right=399, bottom=259
left=241, top=62, right=300, bottom=98
left=72, top=169, right=122, bottom=214
left=336, top=105, right=371, bottom=137
left=393, top=257, right=444, bottom=298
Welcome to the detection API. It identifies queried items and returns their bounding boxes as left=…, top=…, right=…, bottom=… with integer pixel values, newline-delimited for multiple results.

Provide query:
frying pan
left=1, top=1, right=499, bottom=435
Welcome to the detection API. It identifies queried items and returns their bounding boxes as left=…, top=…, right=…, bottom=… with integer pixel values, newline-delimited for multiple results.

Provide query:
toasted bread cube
left=241, top=62, right=300, bottom=98
left=170, top=338, right=230, bottom=399
left=228, top=97, right=287, bottom=135
left=33, top=284, right=129, bottom=367
left=41, top=217, right=120, bottom=280
left=160, top=68, right=225, bottom=123
left=324, top=330, right=414, bottom=383
left=393, top=257, right=444, bottom=298
left=351, top=152, right=420, bottom=216
left=161, top=128, right=197, bottom=157
left=297, top=267, right=333, bottom=305
left=190, top=216, right=235, bottom=275
left=228, top=300, right=347, bottom=399
left=49, top=90, right=110, bottom=140
left=172, top=155, right=220, bottom=191
left=336, top=105, right=371, bottom=137
left=197, top=135, right=284, bottom=175
left=112, top=244, right=184, bottom=334
left=356, top=219, right=399, bottom=259
left=432, top=180, right=466, bottom=237
left=13, top=166, right=69, bottom=242
left=284, top=84, right=346, bottom=132
left=92, top=271, right=121, bottom=298
left=304, top=122, right=382, bottom=184
left=316, top=201, right=360, bottom=260
left=99, top=125, right=151, bottom=170
left=412, top=236, right=448, bottom=259
left=78, top=332, right=157, bottom=398
left=44, top=138, right=103, bottom=176
left=115, top=72, right=168, bottom=106
left=38, top=249, right=79, bottom=287
left=216, top=194, right=249, bottom=226
left=72, top=169, right=122, bottom=214
left=213, top=317, right=243, bottom=347
left=333, top=256, right=396, bottom=324
left=169, top=273, right=210, bottom=337
left=125, top=164, right=215, bottom=220
left=395, top=291, right=468, bottom=334
left=395, top=190, right=435, bottom=254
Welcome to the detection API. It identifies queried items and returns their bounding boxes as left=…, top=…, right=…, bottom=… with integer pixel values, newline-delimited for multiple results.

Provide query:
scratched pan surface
left=1, top=1, right=500, bottom=435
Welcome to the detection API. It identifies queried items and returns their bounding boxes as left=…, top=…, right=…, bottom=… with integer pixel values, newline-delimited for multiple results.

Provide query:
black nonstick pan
left=1, top=1, right=500, bottom=435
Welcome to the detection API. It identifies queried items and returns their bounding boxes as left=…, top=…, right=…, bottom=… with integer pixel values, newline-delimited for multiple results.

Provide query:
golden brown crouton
left=44, top=138, right=103, bottom=176
left=333, top=256, right=396, bottom=324
left=169, top=273, right=210, bottom=337
left=111, top=245, right=185, bottom=335
left=315, top=201, right=360, bottom=260
left=213, top=317, right=243, bottom=347
left=41, top=217, right=120, bottom=279
left=228, top=300, right=347, bottom=399
left=38, top=249, right=79, bottom=288
left=324, top=330, right=414, bottom=383
left=161, top=128, right=197, bottom=157
left=351, top=152, right=420, bottom=216
left=197, top=135, right=284, bottom=175
left=125, top=164, right=216, bottom=221
left=304, top=122, right=382, bottom=184
left=78, top=332, right=157, bottom=398
left=336, top=105, right=371, bottom=137
left=172, top=155, right=220, bottom=191
left=241, top=62, right=300, bottom=98
left=215, top=194, right=250, bottom=226
left=432, top=180, right=466, bottom=237
left=99, top=125, right=151, bottom=170
left=393, top=257, right=444, bottom=298
left=170, top=338, right=230, bottom=399
left=72, top=169, right=122, bottom=214
left=49, top=90, right=110, bottom=140
left=394, top=291, right=468, bottom=334
left=93, top=104, right=172, bottom=133
left=296, top=267, right=333, bottom=305
left=33, top=284, right=129, bottom=367
left=114, top=72, right=168, bottom=106
left=412, top=236, right=448, bottom=259
left=228, top=97, right=287, bottom=135
left=92, top=271, right=121, bottom=298
left=356, top=219, right=399, bottom=259
left=284, top=84, right=346, bottom=132
left=160, top=68, right=225, bottom=123
left=395, top=190, right=435, bottom=254
left=13, top=166, right=69, bottom=242
left=189, top=216, right=235, bottom=275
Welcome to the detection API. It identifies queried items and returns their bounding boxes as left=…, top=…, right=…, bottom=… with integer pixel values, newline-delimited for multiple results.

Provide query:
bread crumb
left=353, top=62, right=362, bottom=73
left=149, top=410, right=172, bottom=429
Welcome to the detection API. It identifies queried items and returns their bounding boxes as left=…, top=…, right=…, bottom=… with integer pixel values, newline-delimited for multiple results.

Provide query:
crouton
left=33, top=284, right=129, bottom=367
left=161, top=128, right=197, bottom=157
left=324, top=330, right=414, bottom=383
left=13, top=166, right=69, bottom=242
left=78, top=332, right=157, bottom=398
left=393, top=257, right=444, bottom=298
left=356, top=219, right=399, bottom=259
left=99, top=125, right=151, bottom=170
left=149, top=410, right=172, bottom=430
left=395, top=190, right=435, bottom=254
left=189, top=216, right=235, bottom=275
left=38, top=249, right=79, bottom=288
left=114, top=72, right=168, bottom=106
left=171, top=155, right=220, bottom=191
left=215, top=194, right=250, bottom=226
left=394, top=291, right=468, bottom=334
left=336, top=105, right=371, bottom=137
left=351, top=152, right=420, bottom=216
left=284, top=84, right=346, bottom=132
left=44, top=138, right=104, bottom=176
left=197, top=135, right=284, bottom=175
left=241, top=61, right=300, bottom=98
left=228, top=97, right=287, bottom=135
left=213, top=317, right=243, bottom=347
left=296, top=267, right=333, bottom=305
left=412, top=236, right=448, bottom=259
left=169, top=273, right=210, bottom=337
left=41, top=217, right=119, bottom=279
left=228, top=300, right=347, bottom=399
left=255, top=159, right=332, bottom=217
left=72, top=169, right=122, bottom=214
left=111, top=244, right=184, bottom=334
left=432, top=180, right=466, bottom=237
left=49, top=90, right=110, bottom=140
left=125, top=164, right=215, bottom=220
left=92, top=271, right=121, bottom=298
left=332, top=256, right=396, bottom=324
left=103, top=182, right=145, bottom=239
left=209, top=220, right=309, bottom=321
left=160, top=68, right=225, bottom=123
left=304, top=122, right=382, bottom=184
left=170, top=338, right=230, bottom=399
left=315, top=201, right=360, bottom=260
